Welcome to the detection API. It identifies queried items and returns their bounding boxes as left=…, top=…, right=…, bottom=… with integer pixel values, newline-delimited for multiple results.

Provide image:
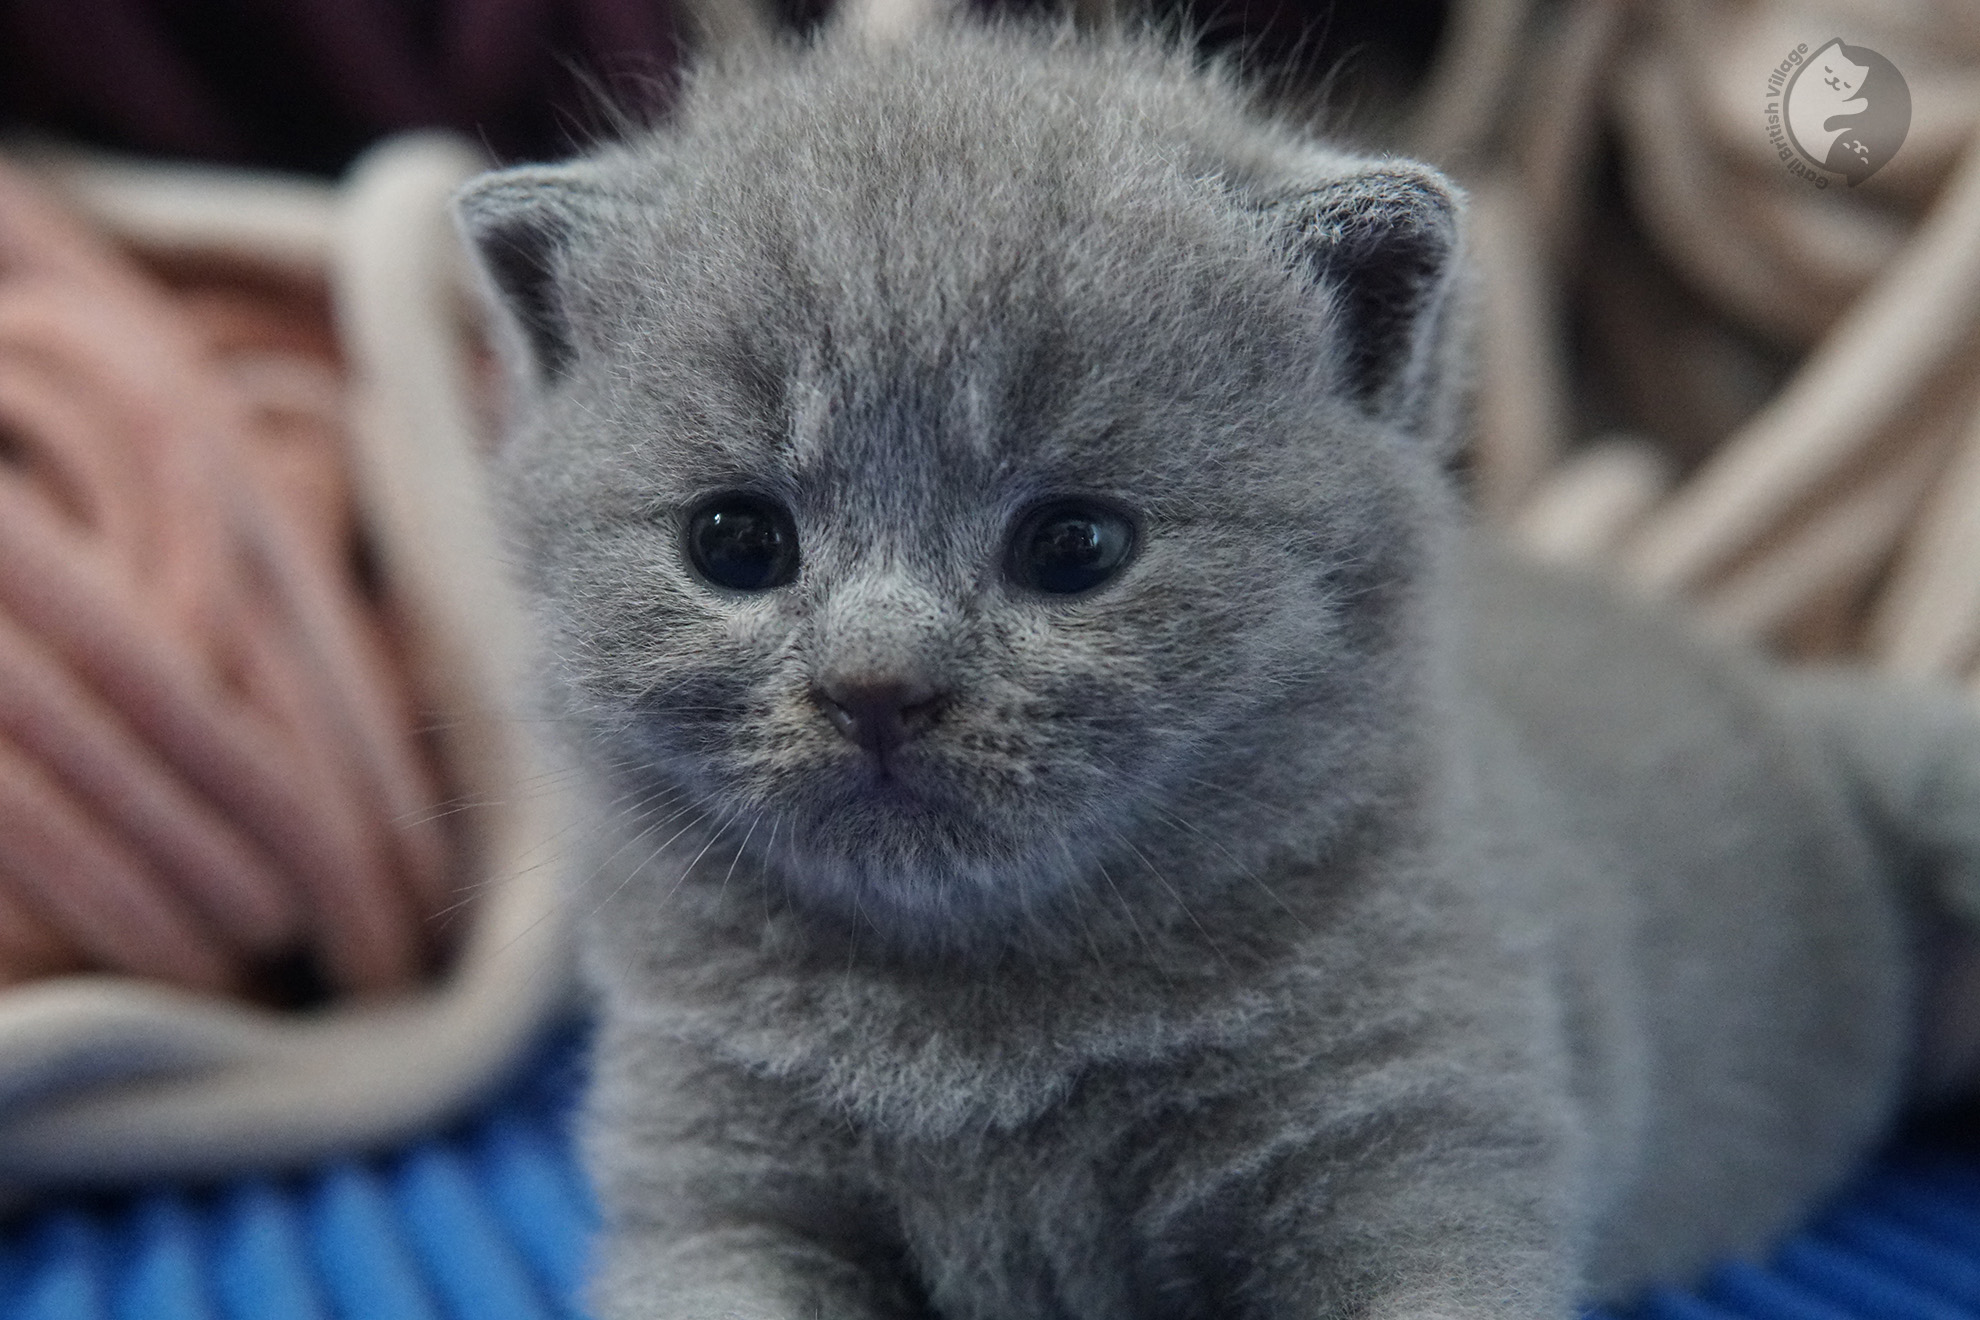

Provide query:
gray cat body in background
left=456, top=19, right=1980, bottom=1319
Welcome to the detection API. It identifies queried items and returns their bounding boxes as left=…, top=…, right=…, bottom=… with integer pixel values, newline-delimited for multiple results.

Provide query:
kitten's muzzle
left=811, top=678, right=947, bottom=757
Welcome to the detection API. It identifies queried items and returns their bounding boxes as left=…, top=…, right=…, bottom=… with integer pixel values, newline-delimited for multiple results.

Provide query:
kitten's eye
left=686, top=494, right=799, bottom=591
left=1008, top=500, right=1135, bottom=595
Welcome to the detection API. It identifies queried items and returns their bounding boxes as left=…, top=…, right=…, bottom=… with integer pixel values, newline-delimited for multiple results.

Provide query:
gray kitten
left=456, top=17, right=1980, bottom=1319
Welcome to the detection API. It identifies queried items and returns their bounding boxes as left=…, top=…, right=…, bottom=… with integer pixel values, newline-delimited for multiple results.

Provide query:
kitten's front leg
left=1196, top=1061, right=1580, bottom=1320
left=1248, top=1159, right=1576, bottom=1320
left=585, top=1030, right=913, bottom=1320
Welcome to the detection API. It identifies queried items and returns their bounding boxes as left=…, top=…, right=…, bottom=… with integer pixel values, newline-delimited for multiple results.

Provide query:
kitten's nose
left=812, top=676, right=946, bottom=756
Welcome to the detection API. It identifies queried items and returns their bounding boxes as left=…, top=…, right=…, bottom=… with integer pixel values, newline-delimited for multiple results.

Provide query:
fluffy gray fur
left=457, top=17, right=1980, bottom=1318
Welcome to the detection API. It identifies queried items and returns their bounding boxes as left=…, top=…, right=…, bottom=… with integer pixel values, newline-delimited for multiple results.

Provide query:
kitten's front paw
left=591, top=1278, right=797, bottom=1320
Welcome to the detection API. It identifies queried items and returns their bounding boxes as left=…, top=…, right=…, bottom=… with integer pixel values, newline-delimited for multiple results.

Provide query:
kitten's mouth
left=855, top=760, right=910, bottom=792
left=800, top=747, right=990, bottom=840
left=842, top=751, right=944, bottom=807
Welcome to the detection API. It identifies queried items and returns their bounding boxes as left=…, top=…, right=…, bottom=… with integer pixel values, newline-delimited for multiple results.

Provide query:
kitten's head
left=459, top=24, right=1465, bottom=952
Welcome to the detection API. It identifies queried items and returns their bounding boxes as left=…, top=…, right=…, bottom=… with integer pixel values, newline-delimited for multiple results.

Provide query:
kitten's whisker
left=582, top=803, right=717, bottom=928
left=474, top=796, right=683, bottom=964
left=1178, top=773, right=1302, bottom=822
left=718, top=811, right=764, bottom=904
left=398, top=749, right=661, bottom=847
left=1057, top=833, right=1112, bottom=971
left=1075, top=747, right=1312, bottom=940
left=1093, top=857, right=1158, bottom=964
left=846, top=888, right=867, bottom=992
left=1108, top=823, right=1235, bottom=974
left=522, top=779, right=694, bottom=917
left=658, top=808, right=736, bottom=908
left=427, top=804, right=646, bottom=925
left=481, top=783, right=672, bottom=891
left=1142, top=799, right=1312, bottom=935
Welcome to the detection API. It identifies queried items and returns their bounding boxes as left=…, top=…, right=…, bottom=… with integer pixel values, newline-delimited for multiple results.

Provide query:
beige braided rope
left=1434, top=0, right=1980, bottom=680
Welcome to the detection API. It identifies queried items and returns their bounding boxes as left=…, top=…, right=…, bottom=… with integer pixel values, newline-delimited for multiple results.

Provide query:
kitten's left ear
left=454, top=163, right=609, bottom=385
left=1262, top=162, right=1464, bottom=428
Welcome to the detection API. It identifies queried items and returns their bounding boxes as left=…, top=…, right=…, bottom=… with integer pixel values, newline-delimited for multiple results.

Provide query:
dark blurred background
left=0, top=0, right=1448, bottom=174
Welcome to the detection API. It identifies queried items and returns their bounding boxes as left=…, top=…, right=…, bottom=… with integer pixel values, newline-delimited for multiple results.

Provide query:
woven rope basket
left=0, top=134, right=577, bottom=1201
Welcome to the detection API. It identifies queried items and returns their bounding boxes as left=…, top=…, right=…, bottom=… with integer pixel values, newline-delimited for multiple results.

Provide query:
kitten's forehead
left=573, top=27, right=1330, bottom=500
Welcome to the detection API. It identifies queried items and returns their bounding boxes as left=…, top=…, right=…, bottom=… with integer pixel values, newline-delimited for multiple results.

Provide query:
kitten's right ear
left=453, top=164, right=606, bottom=384
left=1260, top=161, right=1463, bottom=430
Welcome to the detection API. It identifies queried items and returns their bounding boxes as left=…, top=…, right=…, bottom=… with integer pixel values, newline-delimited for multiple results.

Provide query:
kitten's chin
left=773, top=847, right=1065, bottom=953
left=772, top=786, right=1077, bottom=946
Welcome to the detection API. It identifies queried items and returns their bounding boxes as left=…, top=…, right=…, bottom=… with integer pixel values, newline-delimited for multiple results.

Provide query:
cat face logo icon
left=1783, top=39, right=1911, bottom=186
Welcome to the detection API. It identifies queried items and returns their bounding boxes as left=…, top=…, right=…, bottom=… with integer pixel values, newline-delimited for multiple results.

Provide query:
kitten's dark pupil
left=1017, top=504, right=1132, bottom=595
left=1044, top=518, right=1100, bottom=565
left=688, top=497, right=798, bottom=591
